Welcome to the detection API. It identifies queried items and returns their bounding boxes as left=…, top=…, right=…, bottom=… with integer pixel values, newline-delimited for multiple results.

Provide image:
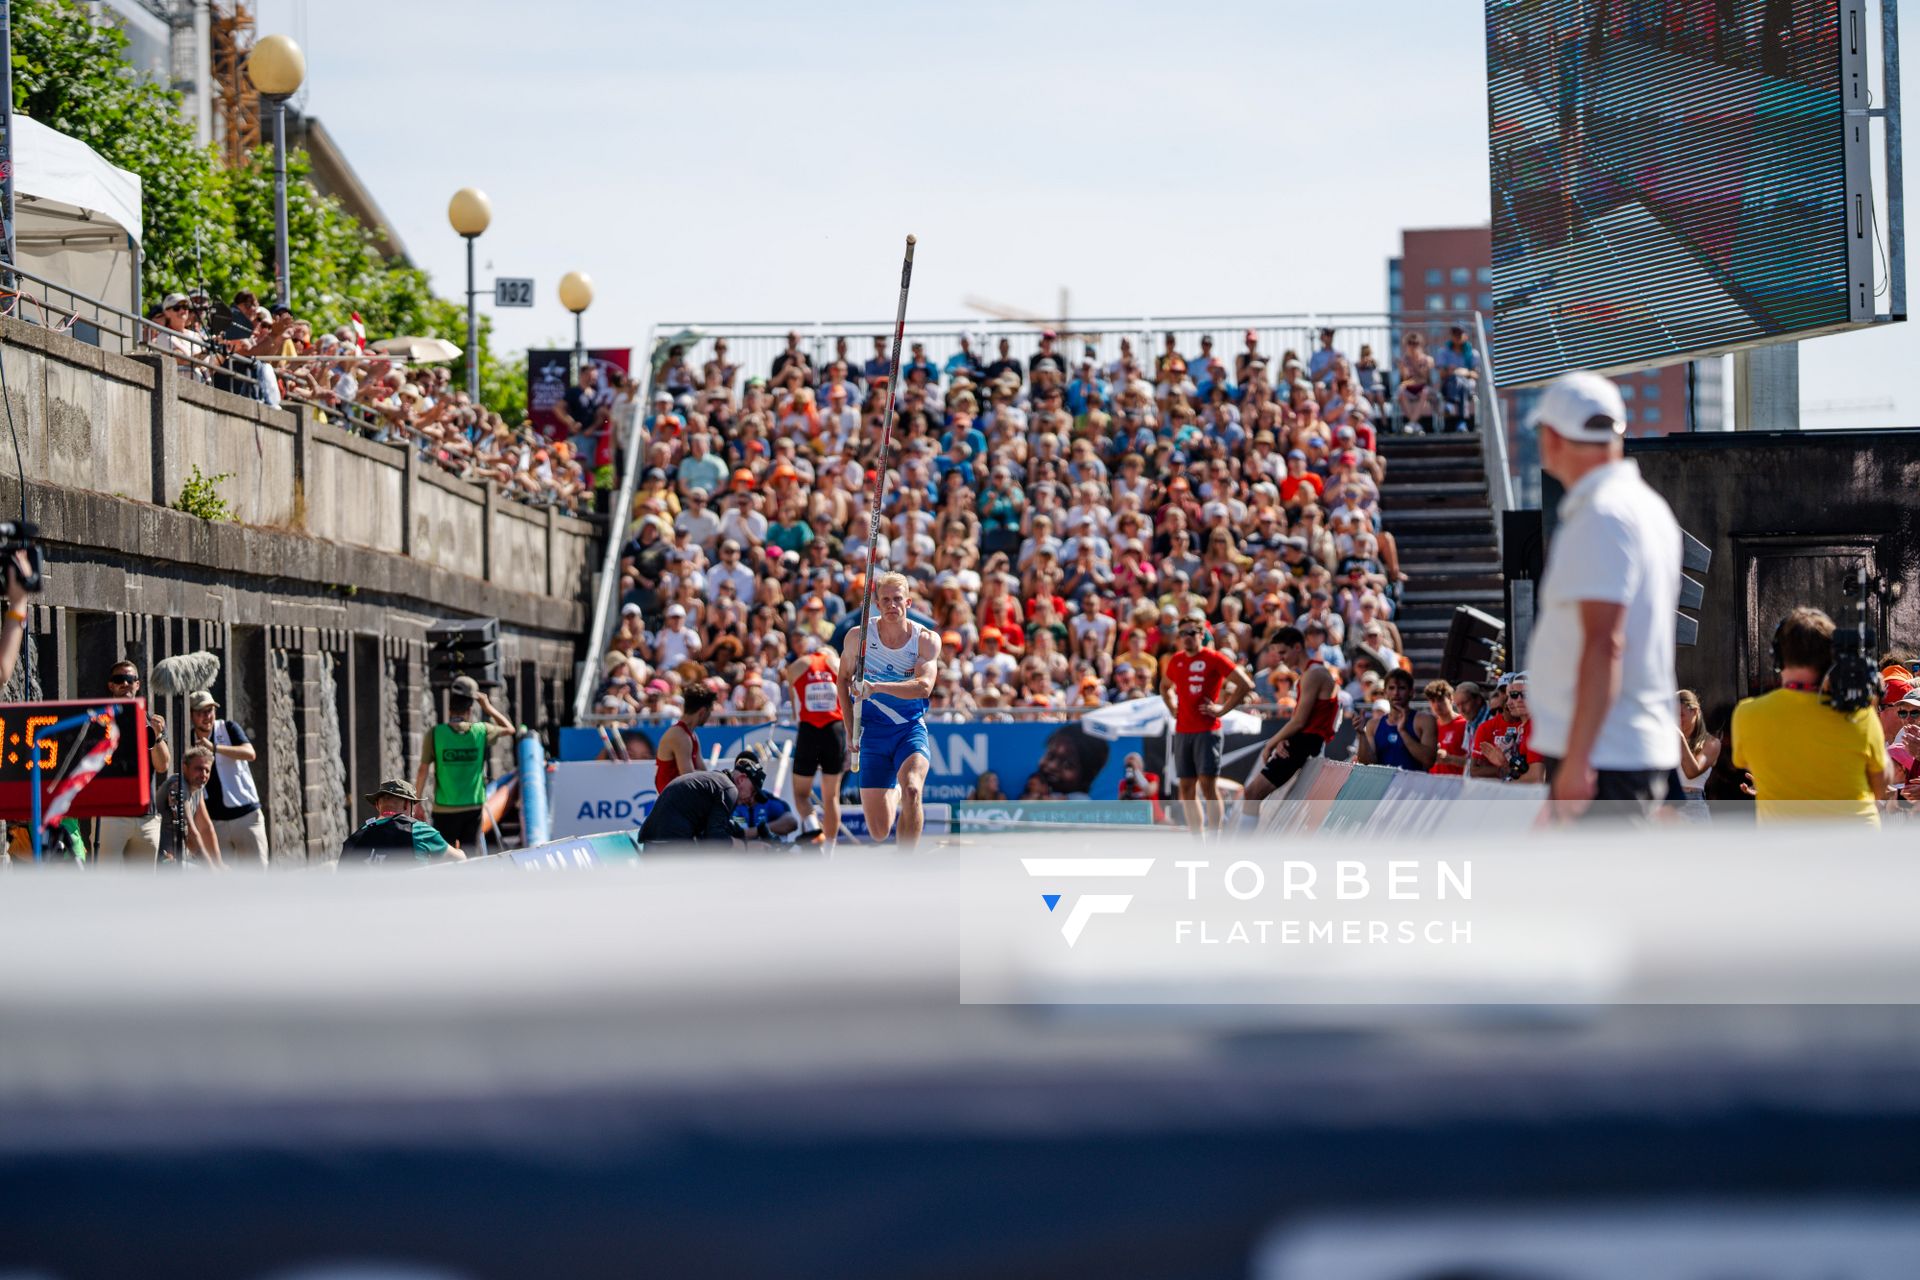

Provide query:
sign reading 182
left=493, top=277, right=535, bottom=308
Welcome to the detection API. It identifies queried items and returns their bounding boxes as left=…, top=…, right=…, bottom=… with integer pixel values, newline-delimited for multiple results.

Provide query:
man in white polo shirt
left=1526, top=371, right=1683, bottom=821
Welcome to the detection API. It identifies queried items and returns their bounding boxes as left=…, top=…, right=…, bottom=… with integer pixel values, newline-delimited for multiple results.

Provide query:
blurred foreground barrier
left=951, top=800, right=1156, bottom=833
left=1258, top=758, right=1546, bottom=838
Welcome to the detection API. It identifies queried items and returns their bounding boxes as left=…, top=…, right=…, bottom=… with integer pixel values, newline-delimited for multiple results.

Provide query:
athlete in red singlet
left=1243, top=626, right=1344, bottom=818
left=654, top=685, right=716, bottom=793
left=1299, top=658, right=1341, bottom=738
left=783, top=644, right=848, bottom=844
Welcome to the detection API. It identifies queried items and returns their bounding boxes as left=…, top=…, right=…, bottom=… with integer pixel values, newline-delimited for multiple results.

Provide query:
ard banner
left=558, top=721, right=1149, bottom=805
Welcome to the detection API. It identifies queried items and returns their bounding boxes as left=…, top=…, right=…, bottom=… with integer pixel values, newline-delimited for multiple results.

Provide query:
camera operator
left=1116, top=751, right=1164, bottom=824
left=0, top=547, right=33, bottom=690
left=1731, top=607, right=1887, bottom=826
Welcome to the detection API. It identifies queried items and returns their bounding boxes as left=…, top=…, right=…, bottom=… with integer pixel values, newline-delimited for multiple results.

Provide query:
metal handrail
left=658, top=309, right=1487, bottom=330
left=0, top=260, right=583, bottom=515
left=652, top=309, right=1488, bottom=397
left=1473, top=311, right=1516, bottom=559
left=571, top=326, right=658, bottom=726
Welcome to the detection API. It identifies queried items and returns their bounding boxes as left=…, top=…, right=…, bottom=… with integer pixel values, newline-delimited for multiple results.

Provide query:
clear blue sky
left=259, top=0, right=1916, bottom=427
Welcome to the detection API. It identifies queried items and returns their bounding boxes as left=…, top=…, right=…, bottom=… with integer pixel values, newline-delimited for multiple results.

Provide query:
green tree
left=8, top=0, right=251, bottom=299
left=11, top=0, right=524, bottom=419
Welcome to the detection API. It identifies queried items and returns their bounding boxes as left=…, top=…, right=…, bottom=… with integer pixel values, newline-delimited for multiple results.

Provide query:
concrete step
left=1397, top=552, right=1497, bottom=571
left=1394, top=526, right=1499, bottom=541
left=1400, top=559, right=1502, bottom=577
left=1404, top=574, right=1504, bottom=594
left=1381, top=486, right=1490, bottom=510
left=1381, top=460, right=1489, bottom=483
left=1383, top=448, right=1487, bottom=467
left=1376, top=431, right=1482, bottom=451
left=1383, top=514, right=1496, bottom=537
left=1376, top=445, right=1482, bottom=464
left=1401, top=588, right=1505, bottom=609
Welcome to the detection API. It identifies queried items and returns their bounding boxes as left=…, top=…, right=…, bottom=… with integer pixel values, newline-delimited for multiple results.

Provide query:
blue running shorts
left=857, top=718, right=930, bottom=790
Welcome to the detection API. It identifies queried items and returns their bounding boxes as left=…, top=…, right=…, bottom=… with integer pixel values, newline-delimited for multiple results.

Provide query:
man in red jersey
left=655, top=685, right=717, bottom=793
left=1159, top=610, right=1254, bottom=838
left=1244, top=625, right=1342, bottom=820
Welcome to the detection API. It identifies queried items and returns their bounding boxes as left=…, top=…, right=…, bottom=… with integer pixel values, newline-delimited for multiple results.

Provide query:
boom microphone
left=149, top=650, right=222, bottom=698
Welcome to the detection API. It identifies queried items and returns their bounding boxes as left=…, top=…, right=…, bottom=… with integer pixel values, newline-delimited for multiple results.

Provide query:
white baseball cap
left=1526, top=370, right=1627, bottom=442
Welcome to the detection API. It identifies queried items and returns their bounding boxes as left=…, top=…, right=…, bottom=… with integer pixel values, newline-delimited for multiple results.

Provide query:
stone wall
left=5, top=319, right=601, bottom=862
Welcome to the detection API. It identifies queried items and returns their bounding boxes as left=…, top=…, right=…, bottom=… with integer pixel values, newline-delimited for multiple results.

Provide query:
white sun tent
left=10, top=113, right=144, bottom=320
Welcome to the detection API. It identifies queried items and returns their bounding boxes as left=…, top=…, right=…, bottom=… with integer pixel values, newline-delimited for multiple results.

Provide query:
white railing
left=1474, top=310, right=1517, bottom=560
left=570, top=326, right=658, bottom=726
left=652, top=309, right=1485, bottom=395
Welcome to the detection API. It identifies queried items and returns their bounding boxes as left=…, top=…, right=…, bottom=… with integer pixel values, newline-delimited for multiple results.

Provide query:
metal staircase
left=1377, top=432, right=1504, bottom=675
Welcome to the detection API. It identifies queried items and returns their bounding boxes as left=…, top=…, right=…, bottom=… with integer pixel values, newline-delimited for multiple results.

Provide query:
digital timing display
left=0, top=699, right=151, bottom=821
left=1486, top=0, right=1875, bottom=386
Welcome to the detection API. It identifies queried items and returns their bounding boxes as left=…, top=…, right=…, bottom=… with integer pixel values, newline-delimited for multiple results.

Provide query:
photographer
left=1732, top=607, right=1887, bottom=826
left=1116, top=751, right=1164, bottom=824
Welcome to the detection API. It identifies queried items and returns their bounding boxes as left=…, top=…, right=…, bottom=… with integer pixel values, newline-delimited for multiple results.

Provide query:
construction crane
left=962, top=287, right=1087, bottom=343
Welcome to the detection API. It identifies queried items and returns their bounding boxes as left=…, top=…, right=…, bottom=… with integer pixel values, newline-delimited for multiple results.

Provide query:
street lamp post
left=448, top=188, right=492, bottom=403
left=559, top=271, right=593, bottom=377
left=245, top=35, right=306, bottom=311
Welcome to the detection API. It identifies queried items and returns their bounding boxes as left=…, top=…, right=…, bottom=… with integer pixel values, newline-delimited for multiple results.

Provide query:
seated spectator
left=1471, top=674, right=1544, bottom=782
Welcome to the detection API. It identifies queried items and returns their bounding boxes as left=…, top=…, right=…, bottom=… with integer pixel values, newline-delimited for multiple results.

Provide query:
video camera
left=1829, top=569, right=1884, bottom=715
left=0, top=520, right=43, bottom=595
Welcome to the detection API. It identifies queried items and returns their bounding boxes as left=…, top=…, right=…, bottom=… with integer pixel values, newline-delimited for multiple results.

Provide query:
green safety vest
left=431, top=722, right=490, bottom=809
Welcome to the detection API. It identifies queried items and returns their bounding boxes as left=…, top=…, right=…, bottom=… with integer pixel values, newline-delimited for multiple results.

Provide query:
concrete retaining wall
left=3, top=315, right=599, bottom=589
left=304, top=424, right=408, bottom=552
left=4, top=318, right=602, bottom=863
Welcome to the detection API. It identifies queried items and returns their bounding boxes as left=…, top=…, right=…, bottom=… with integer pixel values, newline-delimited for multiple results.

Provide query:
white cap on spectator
left=621, top=603, right=640, bottom=617
left=1527, top=371, right=1626, bottom=442
left=666, top=603, right=686, bottom=618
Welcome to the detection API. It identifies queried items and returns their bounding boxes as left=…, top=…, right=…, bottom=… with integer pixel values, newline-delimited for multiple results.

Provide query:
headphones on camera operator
left=1768, top=570, right=1883, bottom=715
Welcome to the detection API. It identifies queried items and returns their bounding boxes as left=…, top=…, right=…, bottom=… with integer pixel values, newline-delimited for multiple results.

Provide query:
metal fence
left=655, top=310, right=1490, bottom=394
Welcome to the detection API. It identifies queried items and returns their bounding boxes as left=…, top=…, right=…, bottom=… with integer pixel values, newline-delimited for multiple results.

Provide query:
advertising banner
left=952, top=800, right=1156, bottom=833
left=527, top=346, right=631, bottom=437
left=559, top=721, right=1150, bottom=805
left=549, top=759, right=656, bottom=839
left=546, top=759, right=957, bottom=843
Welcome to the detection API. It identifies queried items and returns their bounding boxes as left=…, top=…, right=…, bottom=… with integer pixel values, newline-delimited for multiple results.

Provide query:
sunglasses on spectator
left=1897, top=708, right=1920, bottom=720
left=108, top=673, right=139, bottom=685
left=1507, top=689, right=1528, bottom=700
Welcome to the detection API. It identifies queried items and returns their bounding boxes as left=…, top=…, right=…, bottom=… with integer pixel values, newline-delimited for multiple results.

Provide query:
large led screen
left=1487, top=0, right=1874, bottom=386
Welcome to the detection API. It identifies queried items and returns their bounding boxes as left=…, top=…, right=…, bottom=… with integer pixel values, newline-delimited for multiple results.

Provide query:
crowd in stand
left=585, top=322, right=1920, bottom=826
left=594, top=323, right=1488, bottom=728
left=144, top=288, right=589, bottom=511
